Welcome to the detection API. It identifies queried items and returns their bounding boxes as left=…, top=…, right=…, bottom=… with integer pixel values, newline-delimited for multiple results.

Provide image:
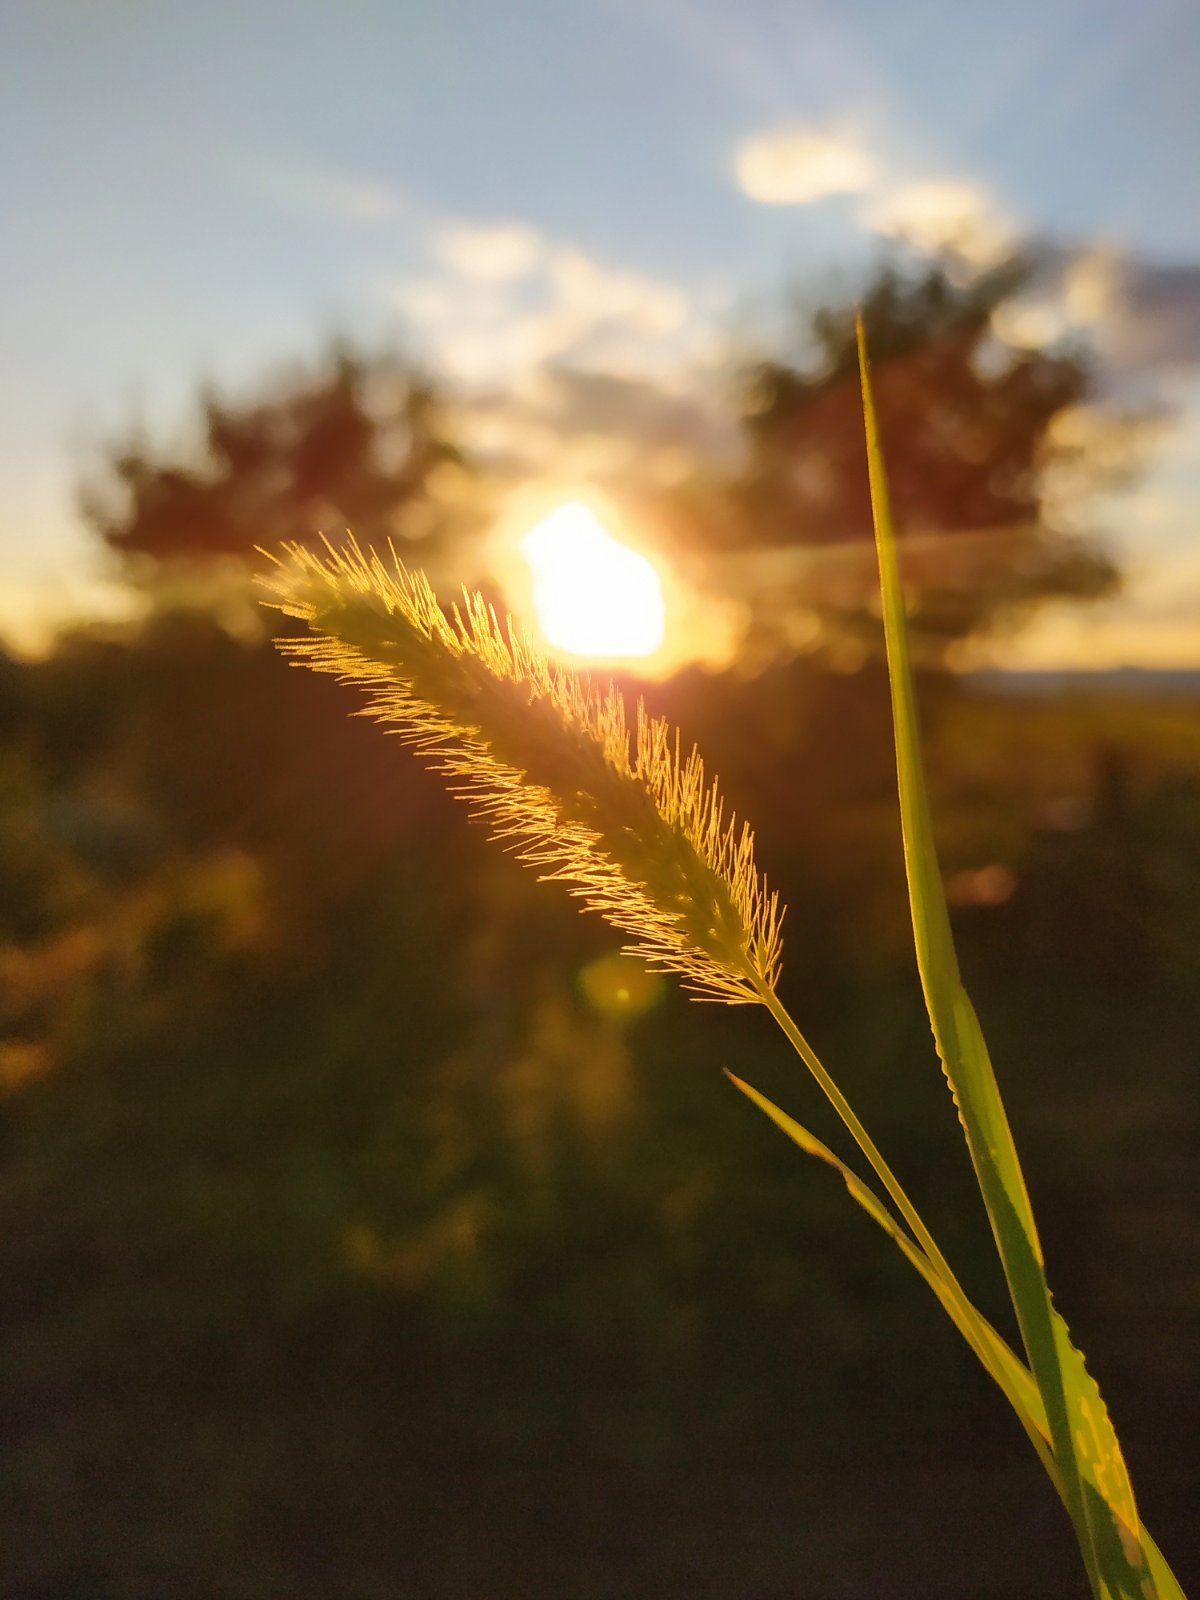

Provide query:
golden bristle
left=260, top=537, right=783, bottom=1003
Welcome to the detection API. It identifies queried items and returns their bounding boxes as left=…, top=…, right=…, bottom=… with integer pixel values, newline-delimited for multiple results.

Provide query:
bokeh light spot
left=578, top=952, right=665, bottom=1019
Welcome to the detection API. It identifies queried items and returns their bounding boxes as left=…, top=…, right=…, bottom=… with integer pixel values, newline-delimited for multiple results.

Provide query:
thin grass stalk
left=726, top=1065, right=1064, bottom=1490
left=856, top=315, right=1184, bottom=1600
left=751, top=976, right=1049, bottom=1434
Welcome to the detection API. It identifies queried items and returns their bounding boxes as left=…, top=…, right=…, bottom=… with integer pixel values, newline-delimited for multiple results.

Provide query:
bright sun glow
left=520, top=501, right=665, bottom=659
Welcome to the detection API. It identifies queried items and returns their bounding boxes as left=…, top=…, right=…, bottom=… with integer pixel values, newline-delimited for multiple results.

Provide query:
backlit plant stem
left=753, top=974, right=1061, bottom=1482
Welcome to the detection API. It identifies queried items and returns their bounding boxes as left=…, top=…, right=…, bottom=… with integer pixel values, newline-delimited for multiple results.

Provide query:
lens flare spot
left=520, top=501, right=665, bottom=659
left=579, top=953, right=665, bottom=1019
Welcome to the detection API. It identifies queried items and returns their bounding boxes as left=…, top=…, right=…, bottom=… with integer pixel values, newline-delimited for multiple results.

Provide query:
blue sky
left=3, top=0, right=1198, bottom=661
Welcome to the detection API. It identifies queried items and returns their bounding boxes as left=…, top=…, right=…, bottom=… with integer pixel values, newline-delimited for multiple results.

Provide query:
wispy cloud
left=734, top=125, right=876, bottom=205
left=861, top=178, right=1017, bottom=266
left=547, top=248, right=688, bottom=337
left=995, top=246, right=1200, bottom=385
left=733, top=122, right=1018, bottom=271
left=250, top=158, right=407, bottom=224
left=389, top=223, right=711, bottom=389
left=1117, top=261, right=1200, bottom=372
left=432, top=222, right=544, bottom=282
left=384, top=213, right=735, bottom=498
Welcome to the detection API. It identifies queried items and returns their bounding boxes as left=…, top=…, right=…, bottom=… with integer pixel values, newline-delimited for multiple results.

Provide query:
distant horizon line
left=2, top=612, right=1198, bottom=693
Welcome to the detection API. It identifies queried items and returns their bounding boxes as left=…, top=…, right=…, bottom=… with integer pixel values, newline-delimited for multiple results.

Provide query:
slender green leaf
left=856, top=316, right=1177, bottom=1599
left=724, top=1068, right=1054, bottom=1477
left=725, top=1069, right=1186, bottom=1599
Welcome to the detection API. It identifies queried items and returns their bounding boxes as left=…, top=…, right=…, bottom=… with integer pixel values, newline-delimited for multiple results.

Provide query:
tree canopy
left=81, top=347, right=475, bottom=571
left=708, top=257, right=1125, bottom=655
left=79, top=256, right=1135, bottom=662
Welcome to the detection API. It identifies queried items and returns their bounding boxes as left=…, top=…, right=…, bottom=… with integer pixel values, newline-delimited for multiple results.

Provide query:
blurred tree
left=687, top=255, right=1139, bottom=662
left=80, top=345, right=478, bottom=575
left=78, top=257, right=1141, bottom=670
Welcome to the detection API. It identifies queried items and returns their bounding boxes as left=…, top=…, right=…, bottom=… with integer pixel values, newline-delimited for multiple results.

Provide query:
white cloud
left=1062, top=248, right=1123, bottom=325
left=735, top=126, right=876, bottom=206
left=383, top=225, right=729, bottom=507
left=994, top=248, right=1123, bottom=351
left=548, top=248, right=688, bottom=337
left=389, top=228, right=701, bottom=388
left=433, top=222, right=544, bottom=282
left=993, top=247, right=1200, bottom=389
left=318, top=173, right=405, bottom=224
left=253, top=160, right=405, bottom=223
left=435, top=308, right=579, bottom=385
left=391, top=279, right=459, bottom=324
left=862, top=179, right=1017, bottom=266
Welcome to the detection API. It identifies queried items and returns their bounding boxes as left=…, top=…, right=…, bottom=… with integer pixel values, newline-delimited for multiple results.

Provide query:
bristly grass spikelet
left=260, top=537, right=783, bottom=1003
left=260, top=348, right=1188, bottom=1597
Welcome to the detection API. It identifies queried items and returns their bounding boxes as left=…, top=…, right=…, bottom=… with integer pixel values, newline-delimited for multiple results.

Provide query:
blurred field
left=2, top=622, right=1197, bottom=1599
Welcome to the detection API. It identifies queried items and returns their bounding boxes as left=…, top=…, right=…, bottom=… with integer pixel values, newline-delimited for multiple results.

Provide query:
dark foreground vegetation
left=2, top=617, right=1197, bottom=1599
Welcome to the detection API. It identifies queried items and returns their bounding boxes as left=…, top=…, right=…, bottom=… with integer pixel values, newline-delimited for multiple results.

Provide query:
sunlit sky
left=3, top=0, right=1198, bottom=665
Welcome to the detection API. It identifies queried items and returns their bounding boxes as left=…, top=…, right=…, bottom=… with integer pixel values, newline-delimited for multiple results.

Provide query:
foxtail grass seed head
left=260, top=538, right=783, bottom=1003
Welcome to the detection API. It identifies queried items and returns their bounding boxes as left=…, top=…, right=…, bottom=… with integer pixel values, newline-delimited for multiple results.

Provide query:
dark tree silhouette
left=698, top=256, right=1134, bottom=658
left=78, top=259, right=1139, bottom=664
left=81, top=345, right=475, bottom=570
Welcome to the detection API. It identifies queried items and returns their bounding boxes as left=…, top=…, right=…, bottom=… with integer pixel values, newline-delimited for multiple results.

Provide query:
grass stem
left=755, top=977, right=1062, bottom=1482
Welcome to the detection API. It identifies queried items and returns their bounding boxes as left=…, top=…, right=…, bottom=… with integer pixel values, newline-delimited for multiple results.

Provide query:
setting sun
left=519, top=501, right=665, bottom=660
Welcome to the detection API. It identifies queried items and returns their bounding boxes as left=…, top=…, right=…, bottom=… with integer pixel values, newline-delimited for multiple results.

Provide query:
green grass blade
left=724, top=1069, right=1057, bottom=1482
left=856, top=316, right=1172, bottom=1600
left=725, top=1069, right=1187, bottom=1600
